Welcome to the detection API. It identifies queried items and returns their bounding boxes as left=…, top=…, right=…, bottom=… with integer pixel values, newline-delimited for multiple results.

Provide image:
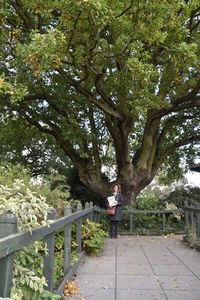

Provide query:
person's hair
left=111, top=183, right=120, bottom=192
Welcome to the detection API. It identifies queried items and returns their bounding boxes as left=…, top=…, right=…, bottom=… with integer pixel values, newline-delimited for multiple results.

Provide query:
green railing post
left=43, top=208, right=56, bottom=292
left=196, top=203, right=200, bottom=238
left=0, top=211, right=17, bottom=298
left=184, top=200, right=189, bottom=231
left=76, top=203, right=82, bottom=254
left=93, top=205, right=97, bottom=222
left=64, top=203, right=72, bottom=273
left=162, top=212, right=166, bottom=231
left=89, top=202, right=93, bottom=221
left=97, top=206, right=101, bottom=223
left=130, top=209, right=133, bottom=233
left=190, top=209, right=194, bottom=226
left=84, top=202, right=89, bottom=224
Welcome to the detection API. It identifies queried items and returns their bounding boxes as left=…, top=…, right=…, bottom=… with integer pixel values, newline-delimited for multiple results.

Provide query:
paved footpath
left=72, top=235, right=200, bottom=300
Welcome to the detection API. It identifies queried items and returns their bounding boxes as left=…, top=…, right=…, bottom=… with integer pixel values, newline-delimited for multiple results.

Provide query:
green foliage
left=0, top=180, right=50, bottom=233
left=162, top=185, right=200, bottom=209
left=0, top=163, right=72, bottom=299
left=0, top=0, right=200, bottom=201
left=82, top=220, right=108, bottom=255
left=0, top=162, right=31, bottom=186
left=0, top=165, right=50, bottom=299
left=117, top=184, right=185, bottom=234
left=130, top=195, right=163, bottom=233
left=184, top=223, right=200, bottom=251
left=134, top=194, right=163, bottom=211
left=53, top=227, right=79, bottom=287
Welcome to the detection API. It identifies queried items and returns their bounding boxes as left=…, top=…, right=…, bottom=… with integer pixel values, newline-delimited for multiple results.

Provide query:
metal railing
left=101, top=207, right=185, bottom=234
left=184, top=200, right=200, bottom=238
left=0, top=202, right=101, bottom=298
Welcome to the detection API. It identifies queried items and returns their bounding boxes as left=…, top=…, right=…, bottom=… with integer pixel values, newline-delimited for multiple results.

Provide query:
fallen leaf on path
left=173, top=284, right=179, bottom=288
left=64, top=280, right=79, bottom=297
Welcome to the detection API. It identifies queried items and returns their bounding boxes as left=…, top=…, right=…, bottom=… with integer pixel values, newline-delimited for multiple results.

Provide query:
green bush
left=82, top=220, right=108, bottom=255
left=184, top=222, right=200, bottom=251
left=118, top=192, right=184, bottom=234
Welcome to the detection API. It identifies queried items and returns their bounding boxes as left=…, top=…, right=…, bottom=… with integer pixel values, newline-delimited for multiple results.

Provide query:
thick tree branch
left=153, top=135, right=200, bottom=174
left=58, top=67, right=122, bottom=119
left=136, top=117, right=161, bottom=170
left=148, top=79, right=200, bottom=122
left=157, top=113, right=198, bottom=149
left=14, top=103, right=93, bottom=172
left=88, top=103, right=101, bottom=176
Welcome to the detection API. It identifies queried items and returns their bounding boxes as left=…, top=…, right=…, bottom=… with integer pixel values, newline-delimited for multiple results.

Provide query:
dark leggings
left=110, top=220, right=119, bottom=238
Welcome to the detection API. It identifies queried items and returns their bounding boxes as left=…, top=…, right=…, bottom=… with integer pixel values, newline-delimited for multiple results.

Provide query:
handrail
left=0, top=207, right=95, bottom=258
left=184, top=206, right=200, bottom=213
left=102, top=208, right=183, bottom=214
left=0, top=202, right=101, bottom=298
left=101, top=207, right=184, bottom=233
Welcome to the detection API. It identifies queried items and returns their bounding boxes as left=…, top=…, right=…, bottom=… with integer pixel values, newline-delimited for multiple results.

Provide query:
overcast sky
left=185, top=171, right=200, bottom=187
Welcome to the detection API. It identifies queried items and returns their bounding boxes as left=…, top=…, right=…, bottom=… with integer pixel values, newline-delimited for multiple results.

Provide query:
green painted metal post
left=190, top=210, right=194, bottom=226
left=130, top=209, right=133, bottom=233
left=0, top=211, right=17, bottom=298
left=184, top=200, right=189, bottom=230
left=84, top=202, right=89, bottom=224
left=97, top=206, right=101, bottom=223
left=64, top=203, right=72, bottom=273
left=162, top=212, right=166, bottom=231
left=196, top=203, right=200, bottom=238
left=93, top=205, right=97, bottom=222
left=43, top=208, right=56, bottom=292
left=89, top=202, right=93, bottom=221
left=76, top=203, right=82, bottom=254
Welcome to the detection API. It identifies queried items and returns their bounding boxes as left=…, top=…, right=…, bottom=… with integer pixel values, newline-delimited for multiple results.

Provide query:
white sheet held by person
left=107, top=196, right=118, bottom=207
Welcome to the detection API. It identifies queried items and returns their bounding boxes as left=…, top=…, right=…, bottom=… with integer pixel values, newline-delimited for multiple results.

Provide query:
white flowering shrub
left=0, top=179, right=54, bottom=300
left=0, top=180, right=50, bottom=232
left=165, top=202, right=183, bottom=221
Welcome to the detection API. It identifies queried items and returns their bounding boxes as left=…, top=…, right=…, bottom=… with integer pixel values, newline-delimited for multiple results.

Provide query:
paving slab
left=117, top=263, right=154, bottom=275
left=183, top=263, right=200, bottom=277
left=79, top=262, right=115, bottom=274
left=116, top=290, right=166, bottom=300
left=117, top=274, right=161, bottom=290
left=159, top=275, right=200, bottom=291
left=76, top=273, right=115, bottom=289
left=151, top=264, right=193, bottom=276
left=165, top=290, right=200, bottom=300
left=72, top=288, right=115, bottom=300
left=117, top=255, right=149, bottom=264
left=147, top=255, right=182, bottom=265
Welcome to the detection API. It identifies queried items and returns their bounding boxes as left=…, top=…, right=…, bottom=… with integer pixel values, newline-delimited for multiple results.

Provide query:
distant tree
left=0, top=0, right=200, bottom=203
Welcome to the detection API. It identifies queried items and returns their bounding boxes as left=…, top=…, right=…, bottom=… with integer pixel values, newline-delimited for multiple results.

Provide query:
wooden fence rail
left=0, top=202, right=101, bottom=298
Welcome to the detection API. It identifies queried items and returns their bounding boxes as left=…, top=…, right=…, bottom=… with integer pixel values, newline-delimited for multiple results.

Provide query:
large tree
left=0, top=0, right=200, bottom=203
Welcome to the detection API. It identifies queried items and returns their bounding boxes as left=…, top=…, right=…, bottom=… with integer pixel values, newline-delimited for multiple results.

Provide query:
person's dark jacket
left=107, top=192, right=124, bottom=221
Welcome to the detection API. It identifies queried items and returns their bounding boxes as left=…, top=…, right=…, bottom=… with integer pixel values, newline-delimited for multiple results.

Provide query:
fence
left=184, top=200, right=200, bottom=239
left=0, top=202, right=101, bottom=298
left=101, top=207, right=185, bottom=234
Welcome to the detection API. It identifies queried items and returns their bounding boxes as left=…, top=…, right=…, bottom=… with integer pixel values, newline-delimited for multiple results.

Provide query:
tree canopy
left=0, top=0, right=200, bottom=203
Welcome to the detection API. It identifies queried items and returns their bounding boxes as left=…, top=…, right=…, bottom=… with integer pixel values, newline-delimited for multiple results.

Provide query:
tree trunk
left=78, top=160, right=154, bottom=206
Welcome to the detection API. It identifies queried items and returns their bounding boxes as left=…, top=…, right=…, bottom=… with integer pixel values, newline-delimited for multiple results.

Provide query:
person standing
left=107, top=184, right=124, bottom=239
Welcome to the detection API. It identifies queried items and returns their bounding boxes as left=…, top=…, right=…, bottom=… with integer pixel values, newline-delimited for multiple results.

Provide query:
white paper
left=107, top=196, right=117, bottom=207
